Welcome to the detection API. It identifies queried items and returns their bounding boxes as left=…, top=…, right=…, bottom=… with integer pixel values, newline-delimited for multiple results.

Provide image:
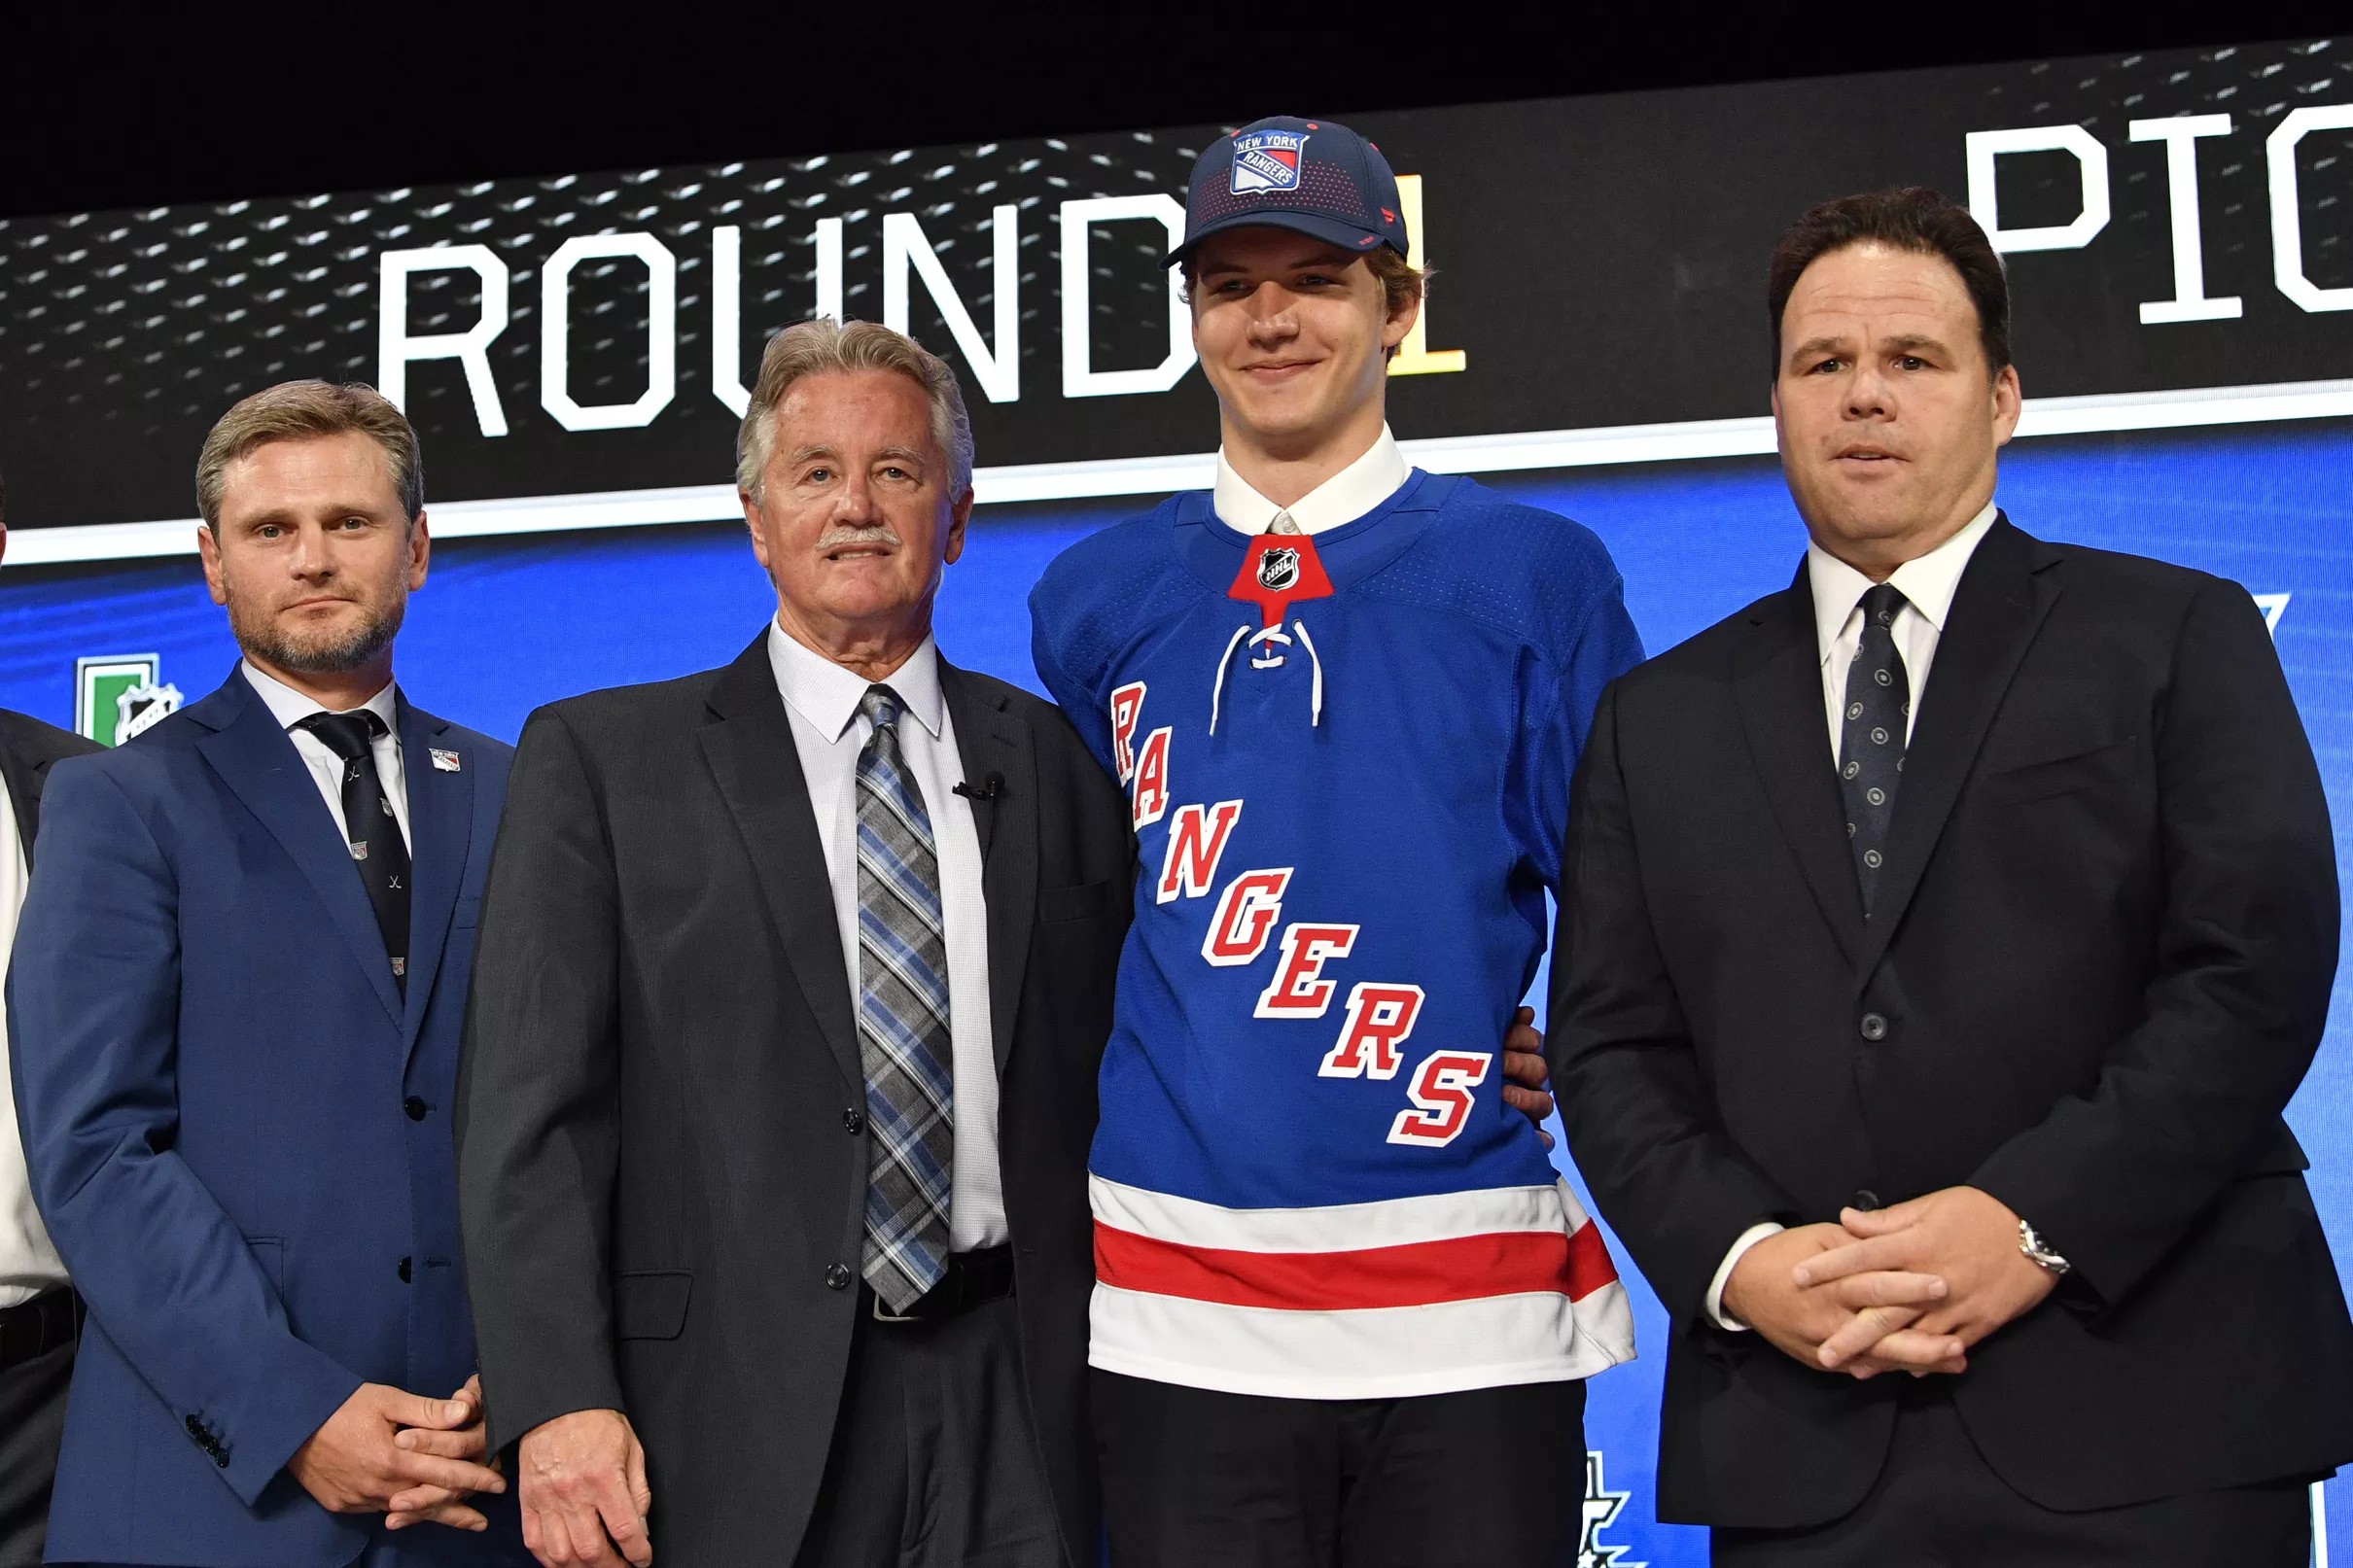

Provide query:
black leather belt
left=870, top=1243, right=1016, bottom=1324
left=0, top=1287, right=81, bottom=1371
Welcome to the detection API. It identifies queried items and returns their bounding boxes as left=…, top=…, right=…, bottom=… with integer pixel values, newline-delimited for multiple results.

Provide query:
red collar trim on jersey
left=1228, top=535, right=1336, bottom=629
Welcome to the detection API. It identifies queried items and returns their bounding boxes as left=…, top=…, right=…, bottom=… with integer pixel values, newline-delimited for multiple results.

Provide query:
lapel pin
left=431, top=749, right=462, bottom=773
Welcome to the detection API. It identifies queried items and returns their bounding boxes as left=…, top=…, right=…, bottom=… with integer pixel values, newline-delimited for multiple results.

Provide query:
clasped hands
left=1721, top=1186, right=2060, bottom=1378
left=288, top=1374, right=506, bottom=1531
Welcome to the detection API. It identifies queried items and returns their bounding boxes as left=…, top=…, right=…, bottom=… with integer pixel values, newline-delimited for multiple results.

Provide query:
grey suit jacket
left=455, top=635, right=1132, bottom=1566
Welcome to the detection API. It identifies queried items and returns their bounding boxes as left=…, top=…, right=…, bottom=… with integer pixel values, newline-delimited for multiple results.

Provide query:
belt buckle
left=870, top=1291, right=926, bottom=1324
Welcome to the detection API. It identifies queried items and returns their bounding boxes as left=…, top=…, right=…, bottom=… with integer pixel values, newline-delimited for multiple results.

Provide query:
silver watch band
left=2018, top=1218, right=2071, bottom=1276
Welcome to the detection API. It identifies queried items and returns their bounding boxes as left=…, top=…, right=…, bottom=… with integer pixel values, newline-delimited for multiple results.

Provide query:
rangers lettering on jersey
left=1030, top=465, right=1645, bottom=1399
left=1202, top=869, right=1291, bottom=966
left=1253, top=923, right=1359, bottom=1018
left=1158, top=800, right=1243, bottom=904
left=1321, top=982, right=1424, bottom=1079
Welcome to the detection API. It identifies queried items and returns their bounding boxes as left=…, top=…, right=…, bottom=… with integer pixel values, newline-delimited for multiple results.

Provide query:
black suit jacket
left=0, top=707, right=101, bottom=865
left=1550, top=516, right=2353, bottom=1527
left=454, top=635, right=1132, bottom=1566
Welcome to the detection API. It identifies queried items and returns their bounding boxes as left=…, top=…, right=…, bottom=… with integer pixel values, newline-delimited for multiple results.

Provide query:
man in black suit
left=0, top=465, right=103, bottom=1568
left=1550, top=187, right=2353, bottom=1563
left=455, top=319, right=1133, bottom=1568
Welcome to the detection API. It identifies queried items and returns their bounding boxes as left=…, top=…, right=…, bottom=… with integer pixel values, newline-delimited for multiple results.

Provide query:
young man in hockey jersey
left=1030, top=117, right=1644, bottom=1566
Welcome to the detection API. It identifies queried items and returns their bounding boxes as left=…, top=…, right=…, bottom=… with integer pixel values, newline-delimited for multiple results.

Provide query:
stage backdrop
left=4, top=36, right=2350, bottom=1567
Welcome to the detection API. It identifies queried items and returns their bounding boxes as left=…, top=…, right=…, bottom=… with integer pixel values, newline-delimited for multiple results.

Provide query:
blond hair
left=195, top=381, right=423, bottom=530
left=736, top=318, right=974, bottom=501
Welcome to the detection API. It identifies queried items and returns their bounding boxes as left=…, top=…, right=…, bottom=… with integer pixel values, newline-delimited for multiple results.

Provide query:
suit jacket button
left=843, top=1108, right=865, bottom=1135
left=186, top=1413, right=204, bottom=1437
left=398, top=1256, right=412, bottom=1284
left=404, top=1096, right=429, bottom=1121
left=1851, top=1189, right=1881, bottom=1211
left=825, top=1263, right=854, bottom=1291
left=215, top=1449, right=229, bottom=1468
left=1858, top=1012, right=1889, bottom=1042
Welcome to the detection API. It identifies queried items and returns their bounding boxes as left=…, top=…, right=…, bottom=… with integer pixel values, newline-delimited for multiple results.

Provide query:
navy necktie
left=294, top=710, right=410, bottom=989
left=1838, top=583, right=1911, bottom=915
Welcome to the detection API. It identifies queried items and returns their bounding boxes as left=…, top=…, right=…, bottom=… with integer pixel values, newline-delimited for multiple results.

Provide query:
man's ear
left=741, top=491, right=772, bottom=573
left=1990, top=363, right=2023, bottom=448
left=196, top=523, right=229, bottom=608
left=1381, top=283, right=1422, bottom=354
left=943, top=487, right=974, bottom=567
left=407, top=510, right=432, bottom=590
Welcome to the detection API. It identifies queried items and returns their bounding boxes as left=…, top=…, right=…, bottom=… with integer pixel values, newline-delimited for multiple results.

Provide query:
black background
left=0, top=15, right=2347, bottom=529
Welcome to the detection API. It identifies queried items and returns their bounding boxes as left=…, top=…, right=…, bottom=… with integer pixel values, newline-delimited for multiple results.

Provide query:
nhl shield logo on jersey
left=1231, top=127, right=1309, bottom=193
left=1258, top=545, right=1301, bottom=592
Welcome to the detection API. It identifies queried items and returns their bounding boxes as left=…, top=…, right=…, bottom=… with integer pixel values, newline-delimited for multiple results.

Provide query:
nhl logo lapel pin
left=430, top=748, right=462, bottom=773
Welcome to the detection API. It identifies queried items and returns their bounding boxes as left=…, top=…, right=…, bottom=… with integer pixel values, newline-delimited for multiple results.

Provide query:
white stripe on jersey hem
left=1089, top=1173, right=1589, bottom=1252
left=1087, top=1282, right=1634, bottom=1401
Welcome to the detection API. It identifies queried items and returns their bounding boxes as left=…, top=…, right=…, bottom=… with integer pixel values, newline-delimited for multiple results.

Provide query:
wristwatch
left=2018, top=1219, right=2071, bottom=1277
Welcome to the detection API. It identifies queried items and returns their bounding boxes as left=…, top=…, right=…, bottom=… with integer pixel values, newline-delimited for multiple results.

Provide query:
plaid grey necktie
left=853, top=685, right=953, bottom=1309
left=1839, top=583, right=1912, bottom=914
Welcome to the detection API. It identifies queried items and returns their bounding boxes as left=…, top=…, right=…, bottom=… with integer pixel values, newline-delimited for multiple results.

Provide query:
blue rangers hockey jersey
left=1029, top=469, right=1644, bottom=1399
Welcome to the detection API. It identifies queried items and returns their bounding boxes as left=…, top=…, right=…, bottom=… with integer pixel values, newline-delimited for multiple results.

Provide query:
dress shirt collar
left=1212, top=426, right=1411, bottom=537
left=241, top=661, right=399, bottom=733
left=765, top=620, right=945, bottom=743
left=1806, top=501, right=1999, bottom=660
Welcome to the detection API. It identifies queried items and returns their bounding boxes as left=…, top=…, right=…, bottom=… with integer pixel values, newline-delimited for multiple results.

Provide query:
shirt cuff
left=1705, top=1221, right=1788, bottom=1331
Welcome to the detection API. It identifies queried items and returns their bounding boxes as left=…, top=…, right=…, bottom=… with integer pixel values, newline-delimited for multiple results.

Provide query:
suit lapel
left=941, top=660, right=1036, bottom=1076
left=698, top=636, right=861, bottom=1094
left=1735, top=574, right=1866, bottom=969
left=190, top=671, right=403, bottom=1027
left=1857, top=516, right=2061, bottom=975
left=397, top=697, right=474, bottom=1055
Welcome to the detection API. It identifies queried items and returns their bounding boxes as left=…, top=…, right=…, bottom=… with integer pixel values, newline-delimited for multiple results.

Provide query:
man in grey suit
left=456, top=320, right=1136, bottom=1568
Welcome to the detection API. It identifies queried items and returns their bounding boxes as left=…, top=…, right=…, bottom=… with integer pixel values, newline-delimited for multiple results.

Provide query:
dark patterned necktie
left=853, top=685, right=953, bottom=1310
left=1839, top=583, right=1912, bottom=915
left=293, top=710, right=409, bottom=990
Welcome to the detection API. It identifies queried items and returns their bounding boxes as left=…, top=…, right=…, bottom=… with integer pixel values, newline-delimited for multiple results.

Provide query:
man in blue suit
left=8, top=381, right=523, bottom=1567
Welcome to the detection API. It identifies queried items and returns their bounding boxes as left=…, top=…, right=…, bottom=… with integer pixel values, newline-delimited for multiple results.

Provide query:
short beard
left=228, top=588, right=405, bottom=676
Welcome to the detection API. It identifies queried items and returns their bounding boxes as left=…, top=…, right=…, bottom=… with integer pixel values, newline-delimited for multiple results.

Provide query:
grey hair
left=196, top=380, right=423, bottom=529
left=735, top=318, right=975, bottom=501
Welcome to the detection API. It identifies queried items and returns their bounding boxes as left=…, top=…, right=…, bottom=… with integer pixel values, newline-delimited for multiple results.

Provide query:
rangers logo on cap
left=1230, top=127, right=1308, bottom=194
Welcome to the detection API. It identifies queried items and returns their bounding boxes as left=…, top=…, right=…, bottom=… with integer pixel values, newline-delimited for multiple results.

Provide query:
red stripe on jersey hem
left=1094, top=1219, right=1621, bottom=1311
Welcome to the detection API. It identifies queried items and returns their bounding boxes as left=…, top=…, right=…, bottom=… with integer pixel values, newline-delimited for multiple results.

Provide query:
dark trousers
left=792, top=1294, right=1064, bottom=1568
left=0, top=1289, right=78, bottom=1568
left=1712, top=1383, right=2313, bottom=1566
left=1092, top=1370, right=1588, bottom=1568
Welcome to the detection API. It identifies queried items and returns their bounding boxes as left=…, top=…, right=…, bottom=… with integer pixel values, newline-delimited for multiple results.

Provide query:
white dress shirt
left=240, top=663, right=410, bottom=846
left=1705, top=502, right=1998, bottom=1330
left=765, top=623, right=1007, bottom=1251
left=0, top=781, right=67, bottom=1309
left=1212, top=425, right=1411, bottom=536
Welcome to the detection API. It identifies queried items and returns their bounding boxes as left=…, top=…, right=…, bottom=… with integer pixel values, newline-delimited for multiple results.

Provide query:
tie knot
left=858, top=685, right=904, bottom=734
left=1858, top=583, right=1909, bottom=632
left=1267, top=509, right=1301, bottom=536
left=293, top=709, right=386, bottom=762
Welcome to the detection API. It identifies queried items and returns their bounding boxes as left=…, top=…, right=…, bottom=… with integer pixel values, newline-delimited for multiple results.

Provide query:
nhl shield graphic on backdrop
left=74, top=654, right=184, bottom=748
left=1231, top=128, right=1309, bottom=193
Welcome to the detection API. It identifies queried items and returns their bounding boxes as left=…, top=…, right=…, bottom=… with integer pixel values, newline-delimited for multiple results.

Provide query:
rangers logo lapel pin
left=431, top=749, right=462, bottom=773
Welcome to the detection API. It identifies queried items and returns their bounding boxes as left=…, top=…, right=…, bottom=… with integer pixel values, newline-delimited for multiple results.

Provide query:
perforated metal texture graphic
left=0, top=39, right=2345, bottom=532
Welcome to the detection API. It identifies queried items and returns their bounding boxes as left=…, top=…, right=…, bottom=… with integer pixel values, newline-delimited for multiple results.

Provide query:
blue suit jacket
left=7, top=670, right=524, bottom=1567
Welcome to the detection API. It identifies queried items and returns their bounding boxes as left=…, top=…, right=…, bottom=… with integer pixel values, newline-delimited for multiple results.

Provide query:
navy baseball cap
left=1169, top=115, right=1411, bottom=265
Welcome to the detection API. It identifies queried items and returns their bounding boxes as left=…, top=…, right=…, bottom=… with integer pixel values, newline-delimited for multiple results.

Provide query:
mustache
left=816, top=522, right=900, bottom=552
